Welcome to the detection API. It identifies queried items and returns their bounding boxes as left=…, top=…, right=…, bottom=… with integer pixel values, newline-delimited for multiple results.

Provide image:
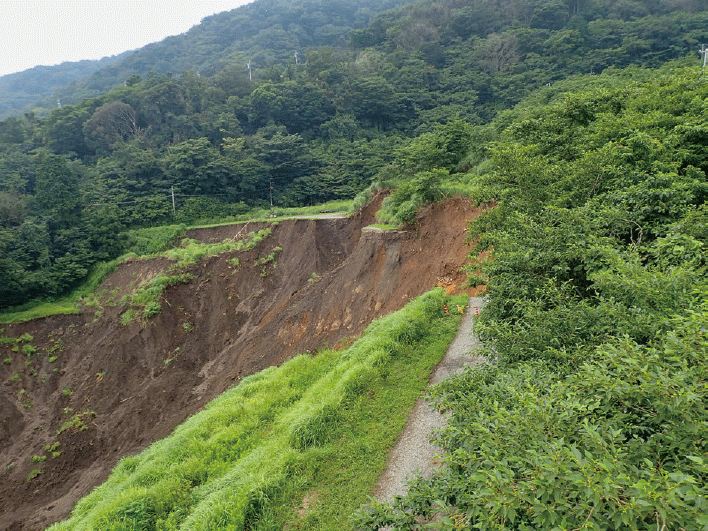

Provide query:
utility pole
left=269, top=178, right=273, bottom=207
left=294, top=51, right=299, bottom=64
left=247, top=60, right=252, bottom=81
left=171, top=186, right=176, bottom=214
left=700, top=44, right=707, bottom=71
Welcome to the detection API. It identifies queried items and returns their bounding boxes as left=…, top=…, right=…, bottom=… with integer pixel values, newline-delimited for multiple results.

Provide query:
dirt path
left=374, top=296, right=486, bottom=501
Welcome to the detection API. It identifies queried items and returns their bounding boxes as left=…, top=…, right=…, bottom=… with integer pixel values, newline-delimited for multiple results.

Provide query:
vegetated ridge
left=0, top=194, right=485, bottom=531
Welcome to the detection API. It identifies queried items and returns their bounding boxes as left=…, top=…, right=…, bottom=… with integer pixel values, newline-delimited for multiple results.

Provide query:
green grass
left=47, top=288, right=467, bottom=531
left=0, top=300, right=81, bottom=324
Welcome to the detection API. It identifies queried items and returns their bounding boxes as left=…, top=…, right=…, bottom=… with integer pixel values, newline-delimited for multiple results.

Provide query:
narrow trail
left=374, top=296, right=486, bottom=501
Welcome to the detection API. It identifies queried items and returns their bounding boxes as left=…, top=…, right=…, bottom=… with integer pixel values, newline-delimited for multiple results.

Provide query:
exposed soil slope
left=0, top=195, right=486, bottom=531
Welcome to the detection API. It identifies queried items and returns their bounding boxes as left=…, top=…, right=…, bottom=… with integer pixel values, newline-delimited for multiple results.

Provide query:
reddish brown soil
left=0, top=195, right=488, bottom=531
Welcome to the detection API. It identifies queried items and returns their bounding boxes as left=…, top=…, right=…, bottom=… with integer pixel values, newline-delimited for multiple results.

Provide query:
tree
left=35, top=155, right=82, bottom=230
left=83, top=101, right=139, bottom=153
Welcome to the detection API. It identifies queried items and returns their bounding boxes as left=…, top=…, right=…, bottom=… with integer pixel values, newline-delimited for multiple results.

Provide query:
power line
left=86, top=187, right=273, bottom=208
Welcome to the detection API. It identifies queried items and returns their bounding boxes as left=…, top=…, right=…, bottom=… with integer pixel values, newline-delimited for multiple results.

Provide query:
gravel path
left=373, top=296, right=486, bottom=501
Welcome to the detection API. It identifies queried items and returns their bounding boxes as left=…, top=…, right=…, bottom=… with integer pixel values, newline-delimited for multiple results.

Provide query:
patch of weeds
left=24, top=360, right=32, bottom=367
left=56, top=410, right=96, bottom=435
left=45, top=442, right=60, bottom=452
left=6, top=461, right=15, bottom=470
left=49, top=356, right=58, bottom=363
left=30, top=455, right=47, bottom=463
left=18, top=333, right=33, bottom=343
left=96, top=371, right=105, bottom=381
left=92, top=308, right=104, bottom=322
left=80, top=295, right=101, bottom=308
left=47, top=339, right=63, bottom=355
left=61, top=386, right=73, bottom=397
left=121, top=273, right=195, bottom=325
left=120, top=308, right=136, bottom=326
left=181, top=322, right=194, bottom=333
left=23, top=399, right=34, bottom=409
left=18, top=388, right=26, bottom=396
left=3, top=356, right=11, bottom=365
left=11, top=345, right=18, bottom=352
left=9, top=373, right=19, bottom=382
left=45, top=442, right=61, bottom=459
left=258, top=246, right=282, bottom=277
left=308, top=272, right=321, bottom=285
left=164, top=347, right=181, bottom=365
left=0, top=336, right=17, bottom=345
left=23, top=344, right=37, bottom=356
left=61, top=407, right=73, bottom=416
left=27, top=468, right=42, bottom=481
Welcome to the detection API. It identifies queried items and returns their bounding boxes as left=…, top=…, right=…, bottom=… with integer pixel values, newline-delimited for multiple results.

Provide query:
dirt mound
left=0, top=196, right=487, bottom=530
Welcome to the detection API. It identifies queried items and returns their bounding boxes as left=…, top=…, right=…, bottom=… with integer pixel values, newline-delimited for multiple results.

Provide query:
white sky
left=0, top=1, right=255, bottom=78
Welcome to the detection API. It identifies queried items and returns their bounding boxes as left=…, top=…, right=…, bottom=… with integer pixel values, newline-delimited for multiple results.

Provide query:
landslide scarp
left=0, top=195, right=484, bottom=531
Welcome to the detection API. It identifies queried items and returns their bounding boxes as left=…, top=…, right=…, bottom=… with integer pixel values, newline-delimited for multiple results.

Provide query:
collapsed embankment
left=0, top=195, right=485, bottom=530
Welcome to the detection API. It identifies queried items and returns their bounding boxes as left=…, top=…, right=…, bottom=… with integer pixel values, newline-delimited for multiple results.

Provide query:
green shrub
left=376, top=169, right=448, bottom=225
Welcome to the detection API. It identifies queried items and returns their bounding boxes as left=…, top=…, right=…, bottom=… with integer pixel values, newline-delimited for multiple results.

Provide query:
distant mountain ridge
left=0, top=54, right=130, bottom=118
left=0, top=0, right=407, bottom=119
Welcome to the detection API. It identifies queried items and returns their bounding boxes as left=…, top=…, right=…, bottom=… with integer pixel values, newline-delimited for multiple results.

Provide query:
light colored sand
left=373, top=296, right=486, bottom=501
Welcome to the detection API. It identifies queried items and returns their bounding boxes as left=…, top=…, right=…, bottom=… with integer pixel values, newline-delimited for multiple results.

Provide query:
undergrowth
left=47, top=288, right=467, bottom=531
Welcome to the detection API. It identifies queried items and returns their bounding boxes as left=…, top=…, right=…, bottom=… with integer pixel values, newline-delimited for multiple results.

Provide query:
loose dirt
left=0, top=195, right=489, bottom=530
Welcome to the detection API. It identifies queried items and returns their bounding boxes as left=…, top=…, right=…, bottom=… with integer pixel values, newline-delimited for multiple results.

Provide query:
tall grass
left=48, top=288, right=468, bottom=531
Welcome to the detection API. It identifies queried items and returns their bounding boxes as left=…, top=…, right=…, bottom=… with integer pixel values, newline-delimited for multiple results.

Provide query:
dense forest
left=0, top=0, right=409, bottom=119
left=1, top=0, right=707, bottom=309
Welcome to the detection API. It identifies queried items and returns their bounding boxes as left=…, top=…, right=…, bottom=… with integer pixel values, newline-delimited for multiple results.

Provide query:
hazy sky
left=0, top=1, right=255, bottom=78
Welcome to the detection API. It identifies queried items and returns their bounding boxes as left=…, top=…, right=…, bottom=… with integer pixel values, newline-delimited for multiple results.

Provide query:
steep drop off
left=0, top=195, right=485, bottom=530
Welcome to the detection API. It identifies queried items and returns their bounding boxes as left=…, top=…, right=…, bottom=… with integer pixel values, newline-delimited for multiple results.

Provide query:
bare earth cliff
left=0, top=196, right=484, bottom=530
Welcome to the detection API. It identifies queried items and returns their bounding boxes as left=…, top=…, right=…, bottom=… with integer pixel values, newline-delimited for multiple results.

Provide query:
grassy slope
left=47, top=288, right=468, bottom=531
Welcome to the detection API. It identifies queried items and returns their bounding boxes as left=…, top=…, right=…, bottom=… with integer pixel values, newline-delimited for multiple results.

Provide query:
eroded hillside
left=0, top=196, right=485, bottom=530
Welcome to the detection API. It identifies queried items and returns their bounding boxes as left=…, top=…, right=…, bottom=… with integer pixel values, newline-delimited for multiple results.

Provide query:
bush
left=355, top=301, right=708, bottom=530
left=376, top=169, right=448, bottom=225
